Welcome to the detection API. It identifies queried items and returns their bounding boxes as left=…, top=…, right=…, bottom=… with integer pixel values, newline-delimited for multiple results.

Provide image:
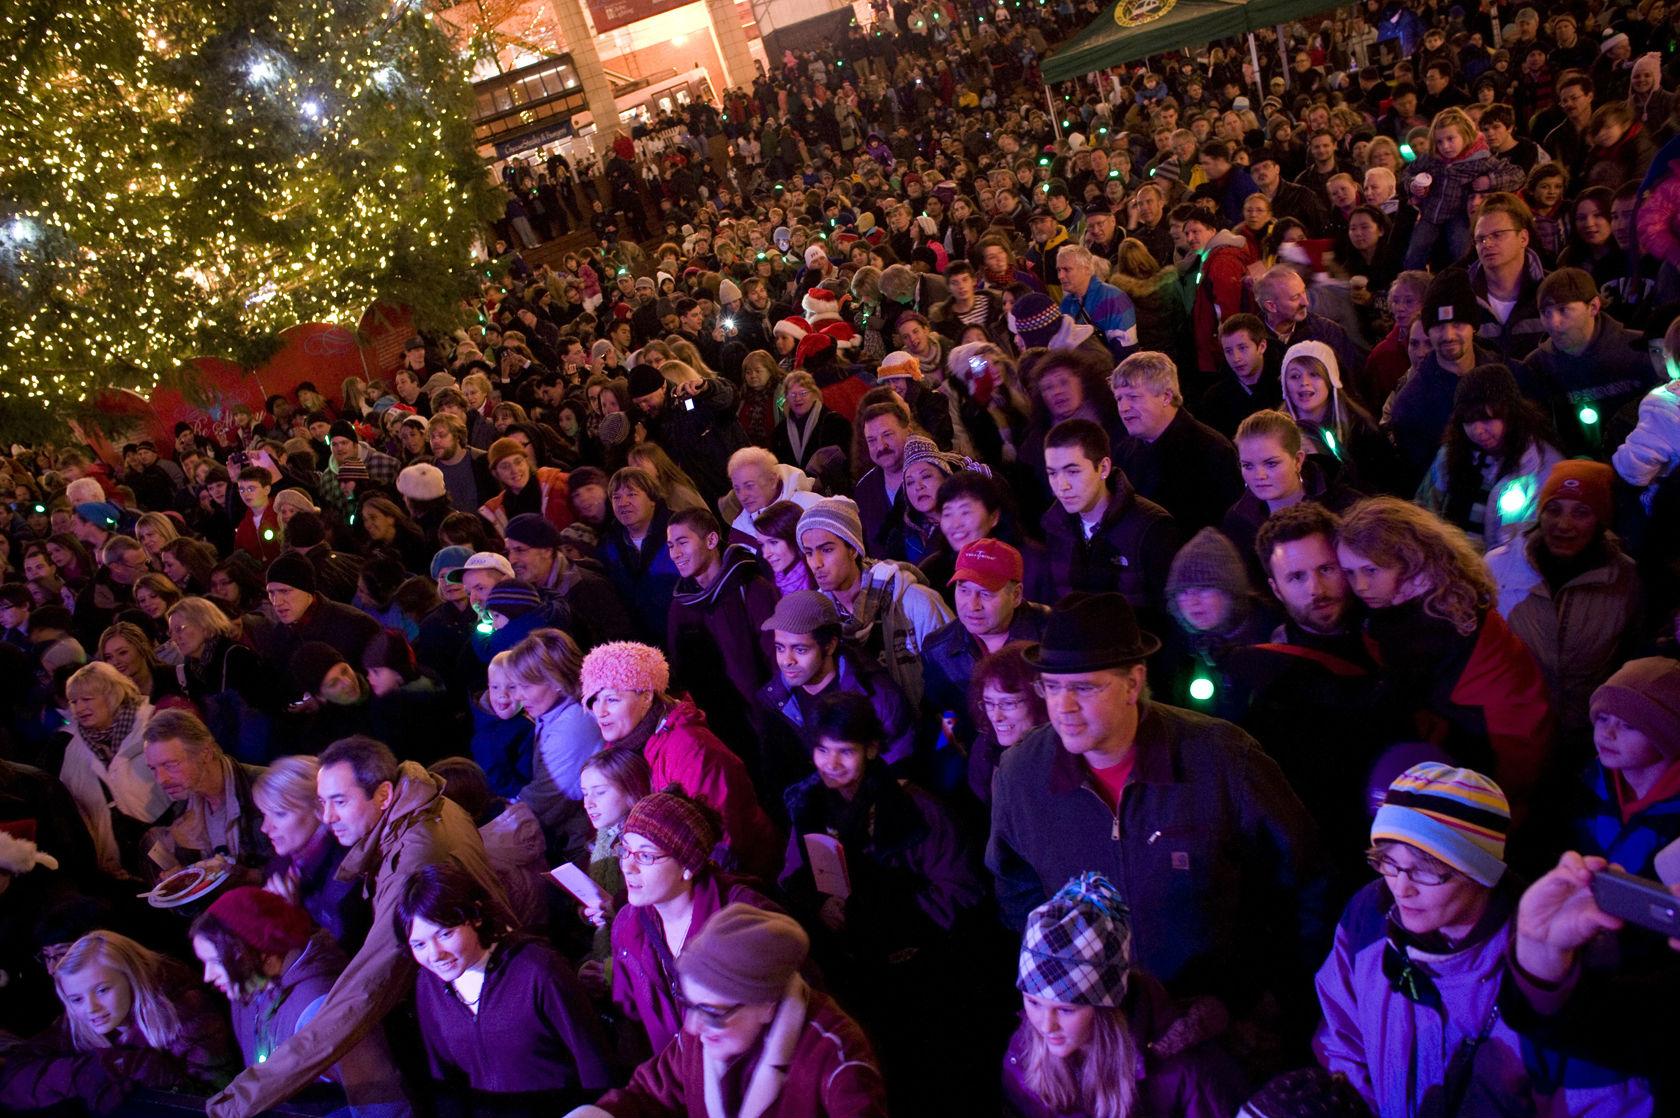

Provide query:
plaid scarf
left=81, top=699, right=140, bottom=765
left=835, top=563, right=894, bottom=646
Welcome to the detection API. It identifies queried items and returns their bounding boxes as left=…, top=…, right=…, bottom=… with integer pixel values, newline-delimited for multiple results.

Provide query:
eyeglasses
left=1366, top=849, right=1458, bottom=886
left=1033, top=678, right=1112, bottom=701
left=611, top=841, right=672, bottom=868
left=677, top=992, right=745, bottom=1027
left=981, top=696, right=1032, bottom=716
left=1473, top=227, right=1518, bottom=247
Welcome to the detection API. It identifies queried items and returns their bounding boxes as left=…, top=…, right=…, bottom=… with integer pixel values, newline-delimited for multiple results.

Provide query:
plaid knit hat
left=1370, top=763, right=1509, bottom=887
left=484, top=579, right=542, bottom=620
left=1007, top=293, right=1066, bottom=349
left=579, top=641, right=670, bottom=705
left=1166, top=528, right=1252, bottom=602
left=1016, top=873, right=1132, bottom=1008
left=623, top=791, right=719, bottom=874
left=797, top=496, right=866, bottom=556
left=1590, top=658, right=1680, bottom=760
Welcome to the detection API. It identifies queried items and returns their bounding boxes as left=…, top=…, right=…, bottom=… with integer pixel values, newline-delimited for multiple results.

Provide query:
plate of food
left=143, top=857, right=232, bottom=908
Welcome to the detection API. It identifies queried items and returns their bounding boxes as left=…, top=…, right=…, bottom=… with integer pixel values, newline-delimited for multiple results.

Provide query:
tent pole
left=1247, top=32, right=1264, bottom=100
left=1047, top=85, right=1063, bottom=140
left=1276, top=24, right=1290, bottom=90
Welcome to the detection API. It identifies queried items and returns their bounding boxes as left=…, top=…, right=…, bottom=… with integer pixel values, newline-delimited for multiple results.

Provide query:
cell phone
left=684, top=397, right=695, bottom=411
left=1592, top=866, right=1680, bottom=937
left=722, top=317, right=736, bottom=330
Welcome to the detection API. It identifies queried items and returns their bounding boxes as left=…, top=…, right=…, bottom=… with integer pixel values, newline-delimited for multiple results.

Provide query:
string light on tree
left=0, top=0, right=501, bottom=437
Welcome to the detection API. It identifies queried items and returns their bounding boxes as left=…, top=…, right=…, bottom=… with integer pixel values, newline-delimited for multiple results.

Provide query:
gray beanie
left=797, top=497, right=866, bottom=557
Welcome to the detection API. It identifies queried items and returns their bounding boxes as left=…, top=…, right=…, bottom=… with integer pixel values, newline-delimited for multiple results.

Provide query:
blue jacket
left=470, top=702, right=535, bottom=800
left=1060, top=278, right=1139, bottom=361
left=598, top=504, right=682, bottom=643
left=1572, top=759, right=1680, bottom=878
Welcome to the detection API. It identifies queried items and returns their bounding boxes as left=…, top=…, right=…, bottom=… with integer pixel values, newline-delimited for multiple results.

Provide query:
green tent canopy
left=1040, top=0, right=1340, bottom=84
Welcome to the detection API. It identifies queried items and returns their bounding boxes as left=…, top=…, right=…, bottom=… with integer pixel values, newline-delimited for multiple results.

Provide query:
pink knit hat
left=579, top=641, right=670, bottom=705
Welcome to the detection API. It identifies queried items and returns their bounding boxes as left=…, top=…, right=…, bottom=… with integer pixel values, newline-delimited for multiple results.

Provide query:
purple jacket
left=0, top=962, right=237, bottom=1112
left=1002, top=972, right=1245, bottom=1118
left=611, top=871, right=785, bottom=1056
left=1314, top=880, right=1652, bottom=1118
left=416, top=936, right=612, bottom=1099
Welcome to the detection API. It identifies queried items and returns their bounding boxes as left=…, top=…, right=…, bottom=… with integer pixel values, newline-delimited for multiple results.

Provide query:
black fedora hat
left=1023, top=591, right=1161, bottom=673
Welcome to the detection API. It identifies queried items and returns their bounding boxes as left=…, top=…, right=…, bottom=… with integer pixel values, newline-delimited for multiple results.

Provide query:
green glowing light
left=1578, top=405, right=1599, bottom=427
left=1189, top=675, right=1215, bottom=702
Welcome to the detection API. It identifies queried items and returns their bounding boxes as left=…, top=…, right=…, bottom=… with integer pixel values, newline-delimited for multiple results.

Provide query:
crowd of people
left=3, top=0, right=1680, bottom=1114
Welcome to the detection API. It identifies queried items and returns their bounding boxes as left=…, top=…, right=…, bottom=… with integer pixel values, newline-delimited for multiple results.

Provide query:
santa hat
left=803, top=287, right=842, bottom=322
left=794, top=331, right=836, bottom=369
left=774, top=316, right=813, bottom=345
left=819, top=320, right=860, bottom=352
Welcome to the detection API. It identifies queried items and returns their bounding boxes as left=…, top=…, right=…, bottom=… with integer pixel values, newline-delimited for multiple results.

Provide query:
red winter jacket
left=645, top=699, right=780, bottom=879
left=1190, top=230, right=1256, bottom=375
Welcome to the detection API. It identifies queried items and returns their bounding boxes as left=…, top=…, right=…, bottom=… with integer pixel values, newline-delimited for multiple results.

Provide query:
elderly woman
left=580, top=640, right=777, bottom=879
left=59, top=661, right=167, bottom=876
left=0, top=930, right=237, bottom=1111
left=1005, top=874, right=1245, bottom=1118
left=1315, top=763, right=1652, bottom=1116
left=190, top=887, right=403, bottom=1107
left=607, top=791, right=787, bottom=1058
left=573, top=905, right=885, bottom=1118
left=166, top=595, right=275, bottom=763
left=400, top=862, right=611, bottom=1114
left=254, top=755, right=368, bottom=949
left=772, top=370, right=853, bottom=472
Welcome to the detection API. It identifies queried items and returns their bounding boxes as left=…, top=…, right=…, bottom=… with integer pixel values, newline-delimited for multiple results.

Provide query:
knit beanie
left=678, top=904, right=810, bottom=1004
left=1538, top=460, right=1613, bottom=526
left=803, top=244, right=830, bottom=270
left=1632, top=52, right=1663, bottom=87
left=203, top=886, right=315, bottom=955
left=579, top=641, right=671, bottom=705
left=901, top=435, right=958, bottom=478
left=335, top=459, right=369, bottom=483
left=272, top=489, right=319, bottom=518
left=622, top=791, right=720, bottom=874
left=265, top=552, right=318, bottom=595
left=1370, top=763, right=1510, bottom=887
left=797, top=496, right=866, bottom=557
left=1166, top=528, right=1252, bottom=602
left=396, top=463, right=446, bottom=502
left=1017, top=873, right=1132, bottom=1009
left=328, top=419, right=359, bottom=444
left=801, top=286, right=840, bottom=321
left=1590, top=658, right=1680, bottom=759
left=626, top=364, right=666, bottom=399
left=488, top=437, right=527, bottom=470
left=484, top=579, right=543, bottom=620
left=1420, top=269, right=1478, bottom=330
left=1008, top=293, right=1065, bottom=349
left=503, top=513, right=563, bottom=550
left=429, top=545, right=474, bottom=580
left=877, top=351, right=923, bottom=382
left=718, top=278, right=742, bottom=307
left=74, top=501, right=121, bottom=529
left=289, top=641, right=346, bottom=694
left=597, top=412, right=631, bottom=448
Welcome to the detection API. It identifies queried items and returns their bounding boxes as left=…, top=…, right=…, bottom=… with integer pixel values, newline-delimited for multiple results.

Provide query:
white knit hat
left=396, top=463, right=446, bottom=501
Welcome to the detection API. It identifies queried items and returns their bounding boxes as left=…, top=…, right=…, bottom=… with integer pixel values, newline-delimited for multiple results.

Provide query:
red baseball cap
left=949, top=538, right=1024, bottom=592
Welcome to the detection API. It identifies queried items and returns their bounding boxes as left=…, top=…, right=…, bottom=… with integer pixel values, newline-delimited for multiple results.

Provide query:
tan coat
left=207, top=762, right=510, bottom=1118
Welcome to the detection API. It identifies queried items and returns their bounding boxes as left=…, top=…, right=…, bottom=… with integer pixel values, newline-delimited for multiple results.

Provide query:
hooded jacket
left=1486, top=530, right=1643, bottom=737
left=1189, top=229, right=1255, bottom=374
left=208, top=762, right=509, bottom=1118
left=1613, top=382, right=1680, bottom=488
left=640, top=698, right=780, bottom=881
left=819, top=559, right=954, bottom=710
left=1280, top=339, right=1403, bottom=494
left=721, top=464, right=822, bottom=548
left=1315, top=879, right=1651, bottom=1118
left=667, top=543, right=780, bottom=711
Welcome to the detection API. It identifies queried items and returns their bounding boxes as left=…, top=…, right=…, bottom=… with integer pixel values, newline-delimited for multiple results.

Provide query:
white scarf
left=702, top=977, right=808, bottom=1118
left=785, top=403, right=825, bottom=466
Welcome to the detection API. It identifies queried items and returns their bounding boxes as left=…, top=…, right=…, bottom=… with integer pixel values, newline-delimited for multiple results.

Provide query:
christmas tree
left=0, top=0, right=501, bottom=437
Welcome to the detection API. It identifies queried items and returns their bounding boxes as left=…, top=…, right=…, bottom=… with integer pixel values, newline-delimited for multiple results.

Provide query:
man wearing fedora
left=987, top=591, right=1330, bottom=1012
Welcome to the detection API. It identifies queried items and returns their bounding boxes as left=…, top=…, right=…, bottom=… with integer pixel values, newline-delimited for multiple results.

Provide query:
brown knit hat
left=677, top=904, right=809, bottom=1004
left=1591, top=658, right=1680, bottom=759
left=488, top=437, right=528, bottom=469
left=622, top=790, right=720, bottom=874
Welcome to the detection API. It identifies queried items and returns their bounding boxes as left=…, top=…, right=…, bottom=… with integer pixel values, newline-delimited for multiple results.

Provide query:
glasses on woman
left=981, top=695, right=1031, bottom=716
left=1365, top=848, right=1457, bottom=886
left=676, top=992, right=744, bottom=1027
left=611, top=842, right=672, bottom=868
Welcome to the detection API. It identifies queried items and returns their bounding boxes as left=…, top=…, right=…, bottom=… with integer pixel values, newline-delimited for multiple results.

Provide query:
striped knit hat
left=1016, top=873, right=1132, bottom=1008
left=1370, top=763, right=1509, bottom=887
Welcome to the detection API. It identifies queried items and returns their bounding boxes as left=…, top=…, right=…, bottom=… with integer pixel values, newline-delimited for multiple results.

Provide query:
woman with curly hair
left=1336, top=496, right=1554, bottom=801
left=1415, top=364, right=1563, bottom=553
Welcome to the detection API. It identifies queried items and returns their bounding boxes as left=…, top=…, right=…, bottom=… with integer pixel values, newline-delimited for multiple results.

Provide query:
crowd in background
left=4, top=0, right=1680, bottom=1114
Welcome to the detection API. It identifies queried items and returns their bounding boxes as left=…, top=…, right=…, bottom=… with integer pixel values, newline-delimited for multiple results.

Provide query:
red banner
left=587, top=0, right=696, bottom=34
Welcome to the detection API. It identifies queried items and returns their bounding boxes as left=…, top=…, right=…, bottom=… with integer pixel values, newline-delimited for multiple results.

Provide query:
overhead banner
left=587, top=0, right=694, bottom=34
